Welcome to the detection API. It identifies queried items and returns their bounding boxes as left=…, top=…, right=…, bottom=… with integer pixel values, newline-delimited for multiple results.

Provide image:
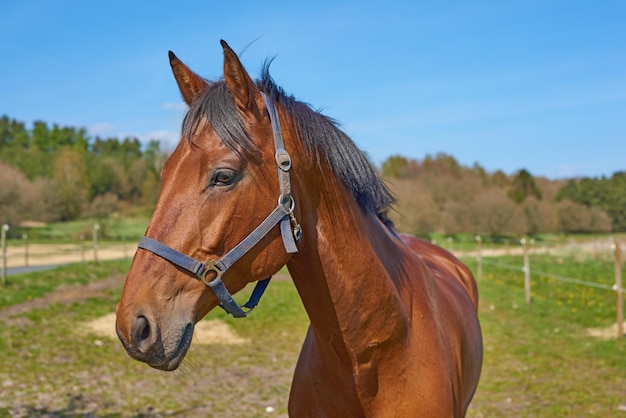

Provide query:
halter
left=137, top=92, right=301, bottom=318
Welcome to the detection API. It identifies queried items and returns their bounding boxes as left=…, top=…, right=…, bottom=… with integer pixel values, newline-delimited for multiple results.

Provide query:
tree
left=53, top=148, right=89, bottom=220
left=31, top=120, right=51, bottom=151
left=508, top=169, right=542, bottom=203
left=491, top=170, right=509, bottom=188
left=0, top=161, right=35, bottom=225
left=388, top=179, right=441, bottom=234
left=470, top=188, right=524, bottom=235
left=601, top=172, right=626, bottom=231
left=86, top=156, right=119, bottom=198
left=31, top=178, right=64, bottom=222
left=422, top=153, right=462, bottom=178
left=382, top=155, right=409, bottom=178
left=0, top=116, right=29, bottom=149
left=522, top=197, right=558, bottom=234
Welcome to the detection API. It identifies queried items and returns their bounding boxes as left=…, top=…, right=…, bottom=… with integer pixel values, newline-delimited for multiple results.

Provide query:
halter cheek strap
left=136, top=92, right=301, bottom=318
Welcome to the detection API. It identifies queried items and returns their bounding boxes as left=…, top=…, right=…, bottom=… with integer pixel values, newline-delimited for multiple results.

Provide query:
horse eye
left=209, top=169, right=238, bottom=187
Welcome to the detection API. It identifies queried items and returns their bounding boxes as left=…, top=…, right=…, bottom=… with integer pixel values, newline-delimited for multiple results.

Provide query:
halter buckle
left=199, top=259, right=223, bottom=286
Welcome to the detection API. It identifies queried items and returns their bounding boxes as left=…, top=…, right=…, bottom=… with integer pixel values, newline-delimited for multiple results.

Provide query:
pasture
left=0, top=252, right=624, bottom=417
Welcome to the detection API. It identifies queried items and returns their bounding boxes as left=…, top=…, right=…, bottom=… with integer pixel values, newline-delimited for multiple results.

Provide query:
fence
left=1, top=223, right=134, bottom=285
left=465, top=235, right=625, bottom=340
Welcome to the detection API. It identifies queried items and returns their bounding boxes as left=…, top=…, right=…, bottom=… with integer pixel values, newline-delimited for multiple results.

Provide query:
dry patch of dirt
left=84, top=313, right=249, bottom=345
left=191, top=319, right=249, bottom=345
left=586, top=322, right=626, bottom=340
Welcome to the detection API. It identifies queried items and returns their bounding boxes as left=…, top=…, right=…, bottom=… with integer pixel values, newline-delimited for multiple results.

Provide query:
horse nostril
left=132, top=315, right=152, bottom=351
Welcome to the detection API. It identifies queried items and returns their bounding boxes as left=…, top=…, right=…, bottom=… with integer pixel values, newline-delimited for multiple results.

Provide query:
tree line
left=1, top=115, right=624, bottom=236
left=382, top=154, right=623, bottom=235
left=0, top=115, right=166, bottom=227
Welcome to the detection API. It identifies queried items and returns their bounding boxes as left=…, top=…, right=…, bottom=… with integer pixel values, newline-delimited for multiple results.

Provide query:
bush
left=0, top=161, right=36, bottom=225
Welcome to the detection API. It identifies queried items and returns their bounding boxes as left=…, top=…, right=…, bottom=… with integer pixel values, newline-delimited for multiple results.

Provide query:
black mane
left=181, top=64, right=395, bottom=226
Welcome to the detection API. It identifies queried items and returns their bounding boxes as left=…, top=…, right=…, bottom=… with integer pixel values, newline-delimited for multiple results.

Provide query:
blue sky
left=1, top=1, right=624, bottom=179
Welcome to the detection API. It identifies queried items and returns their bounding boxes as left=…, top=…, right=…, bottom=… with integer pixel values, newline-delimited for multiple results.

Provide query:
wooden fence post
left=475, top=235, right=482, bottom=282
left=522, top=237, right=531, bottom=304
left=22, top=233, right=28, bottom=267
left=93, top=224, right=100, bottom=263
left=614, top=241, right=624, bottom=339
left=80, top=234, right=86, bottom=262
left=1, top=224, right=8, bottom=286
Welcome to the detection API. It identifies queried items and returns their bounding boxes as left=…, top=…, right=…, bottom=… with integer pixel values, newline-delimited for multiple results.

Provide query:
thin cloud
left=139, top=130, right=180, bottom=150
left=161, top=102, right=186, bottom=111
left=89, top=123, right=115, bottom=137
left=89, top=126, right=179, bottom=151
left=557, top=164, right=586, bottom=179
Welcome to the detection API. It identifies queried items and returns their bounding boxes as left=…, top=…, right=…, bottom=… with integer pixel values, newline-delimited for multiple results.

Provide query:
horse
left=115, top=40, right=482, bottom=417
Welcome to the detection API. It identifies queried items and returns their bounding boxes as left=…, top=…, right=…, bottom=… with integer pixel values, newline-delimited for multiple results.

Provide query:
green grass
left=0, top=264, right=307, bottom=417
left=470, top=253, right=620, bottom=327
left=465, top=254, right=625, bottom=416
left=0, top=255, right=624, bottom=416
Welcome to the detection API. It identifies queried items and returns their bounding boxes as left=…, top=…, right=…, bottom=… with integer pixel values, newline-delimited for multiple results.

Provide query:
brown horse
left=116, top=40, right=482, bottom=417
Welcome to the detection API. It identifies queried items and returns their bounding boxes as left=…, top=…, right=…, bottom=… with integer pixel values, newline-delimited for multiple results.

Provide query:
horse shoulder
left=398, top=233, right=479, bottom=310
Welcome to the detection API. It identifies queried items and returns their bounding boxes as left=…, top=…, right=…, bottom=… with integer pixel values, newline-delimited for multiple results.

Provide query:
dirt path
left=0, top=274, right=125, bottom=325
left=3, top=243, right=132, bottom=268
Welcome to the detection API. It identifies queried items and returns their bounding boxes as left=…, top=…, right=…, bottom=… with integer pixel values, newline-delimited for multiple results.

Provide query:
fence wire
left=481, top=258, right=623, bottom=292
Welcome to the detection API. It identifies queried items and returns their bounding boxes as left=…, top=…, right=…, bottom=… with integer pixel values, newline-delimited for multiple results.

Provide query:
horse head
left=115, top=41, right=300, bottom=370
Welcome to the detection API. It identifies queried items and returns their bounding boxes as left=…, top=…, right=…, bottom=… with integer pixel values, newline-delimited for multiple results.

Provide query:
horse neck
left=286, top=164, right=411, bottom=363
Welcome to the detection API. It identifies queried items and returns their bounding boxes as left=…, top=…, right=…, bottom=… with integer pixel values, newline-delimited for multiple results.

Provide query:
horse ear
left=221, top=40, right=262, bottom=119
left=169, top=51, right=208, bottom=106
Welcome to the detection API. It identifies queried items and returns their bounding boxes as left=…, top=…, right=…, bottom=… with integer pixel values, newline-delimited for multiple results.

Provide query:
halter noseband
left=137, top=92, right=301, bottom=318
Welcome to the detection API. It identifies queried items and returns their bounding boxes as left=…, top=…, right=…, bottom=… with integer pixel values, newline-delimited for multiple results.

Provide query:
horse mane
left=181, top=63, right=395, bottom=227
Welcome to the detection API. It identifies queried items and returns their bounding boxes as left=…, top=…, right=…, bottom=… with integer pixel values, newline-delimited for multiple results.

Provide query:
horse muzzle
left=115, top=312, right=194, bottom=371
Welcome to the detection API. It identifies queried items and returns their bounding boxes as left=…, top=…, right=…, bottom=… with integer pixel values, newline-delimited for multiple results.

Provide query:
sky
left=1, top=0, right=624, bottom=179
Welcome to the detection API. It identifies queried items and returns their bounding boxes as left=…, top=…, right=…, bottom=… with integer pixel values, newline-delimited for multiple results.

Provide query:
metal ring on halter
left=199, top=259, right=223, bottom=286
left=275, top=148, right=292, bottom=172
left=278, top=195, right=296, bottom=213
